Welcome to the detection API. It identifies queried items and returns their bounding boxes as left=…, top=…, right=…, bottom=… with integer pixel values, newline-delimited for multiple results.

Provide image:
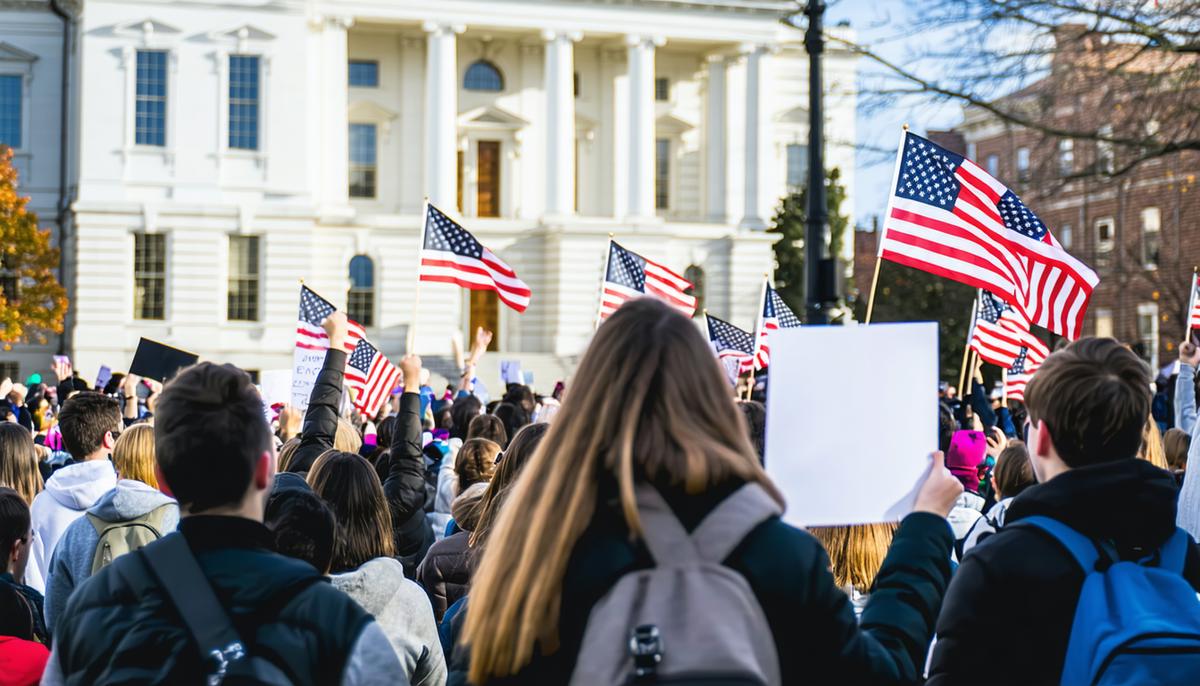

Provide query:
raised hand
left=1180, top=341, right=1200, bottom=367
left=400, top=354, right=423, bottom=393
left=323, top=311, right=350, bottom=352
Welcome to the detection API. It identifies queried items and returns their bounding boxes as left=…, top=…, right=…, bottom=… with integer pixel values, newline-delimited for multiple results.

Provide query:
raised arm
left=385, top=354, right=430, bottom=554
left=290, top=312, right=349, bottom=474
left=1176, top=341, right=1199, bottom=434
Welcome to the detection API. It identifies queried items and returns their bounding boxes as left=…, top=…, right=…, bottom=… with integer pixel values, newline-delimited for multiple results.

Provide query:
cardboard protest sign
left=129, top=339, right=199, bottom=383
left=291, top=347, right=325, bottom=412
left=258, top=369, right=292, bottom=407
left=764, top=322, right=937, bottom=527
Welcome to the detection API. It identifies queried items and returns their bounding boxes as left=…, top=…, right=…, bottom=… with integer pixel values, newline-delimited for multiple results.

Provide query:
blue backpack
left=1019, top=515, right=1200, bottom=685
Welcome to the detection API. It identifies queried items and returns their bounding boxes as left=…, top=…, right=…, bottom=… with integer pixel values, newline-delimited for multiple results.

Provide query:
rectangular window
left=1095, top=308, right=1113, bottom=339
left=655, top=77, right=669, bottom=102
left=986, top=154, right=1000, bottom=179
left=0, top=362, right=17, bottom=384
left=228, top=55, right=260, bottom=150
left=1097, top=125, right=1114, bottom=174
left=0, top=75, right=21, bottom=148
left=966, top=142, right=977, bottom=161
left=1138, top=302, right=1160, bottom=369
left=786, top=143, right=808, bottom=190
left=655, top=137, right=670, bottom=210
left=573, top=71, right=580, bottom=98
left=1058, top=139, right=1074, bottom=176
left=348, top=60, right=379, bottom=87
left=1016, top=147, right=1030, bottom=181
left=349, top=123, right=377, bottom=198
left=1059, top=223, right=1073, bottom=249
left=1094, top=217, right=1114, bottom=269
left=1142, top=206, right=1161, bottom=269
left=135, top=50, right=168, bottom=147
left=227, top=235, right=259, bottom=321
left=133, top=233, right=166, bottom=320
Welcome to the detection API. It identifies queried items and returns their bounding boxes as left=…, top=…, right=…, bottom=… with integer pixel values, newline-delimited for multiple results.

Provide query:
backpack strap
left=1157, top=527, right=1191, bottom=574
left=690, top=483, right=782, bottom=563
left=1017, top=515, right=1107, bottom=572
left=634, top=483, right=700, bottom=565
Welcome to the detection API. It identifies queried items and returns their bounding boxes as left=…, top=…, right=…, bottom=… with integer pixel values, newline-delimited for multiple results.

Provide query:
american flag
left=879, top=131, right=1098, bottom=340
left=1004, top=345, right=1043, bottom=402
left=419, top=203, right=531, bottom=313
left=969, top=290, right=1049, bottom=368
left=345, top=339, right=401, bottom=417
left=297, top=285, right=366, bottom=353
left=599, top=241, right=696, bottom=320
left=706, top=314, right=756, bottom=375
left=1188, top=274, right=1200, bottom=331
left=753, top=284, right=801, bottom=370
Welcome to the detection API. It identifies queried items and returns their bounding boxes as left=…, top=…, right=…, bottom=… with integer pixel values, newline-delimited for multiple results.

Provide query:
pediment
left=655, top=112, right=695, bottom=135
left=458, top=105, right=529, bottom=130
left=774, top=105, right=809, bottom=124
left=114, top=19, right=183, bottom=37
left=210, top=25, right=276, bottom=43
left=575, top=112, right=599, bottom=132
left=0, top=42, right=37, bottom=63
left=349, top=100, right=399, bottom=122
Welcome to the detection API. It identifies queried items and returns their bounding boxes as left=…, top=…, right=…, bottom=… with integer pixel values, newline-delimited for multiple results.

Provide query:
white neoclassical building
left=0, top=0, right=858, bottom=386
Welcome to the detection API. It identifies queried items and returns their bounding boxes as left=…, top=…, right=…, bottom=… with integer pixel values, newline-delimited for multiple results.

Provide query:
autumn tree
left=769, top=166, right=851, bottom=321
left=0, top=146, right=67, bottom=348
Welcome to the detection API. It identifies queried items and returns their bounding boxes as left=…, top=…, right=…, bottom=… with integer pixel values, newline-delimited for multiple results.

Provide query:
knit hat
left=947, top=429, right=988, bottom=493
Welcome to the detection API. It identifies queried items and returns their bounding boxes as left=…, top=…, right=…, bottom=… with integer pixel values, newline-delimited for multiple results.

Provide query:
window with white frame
left=134, top=233, right=166, bottom=320
left=786, top=143, right=808, bottom=191
left=349, top=123, right=377, bottom=198
left=228, top=55, right=260, bottom=150
left=1097, top=124, right=1114, bottom=174
left=348, top=60, right=379, bottom=87
left=1058, top=139, right=1074, bottom=176
left=1016, top=147, right=1030, bottom=181
left=135, top=50, right=168, bottom=146
left=1094, top=217, right=1114, bottom=269
left=1059, top=223, right=1072, bottom=249
left=655, top=77, right=669, bottom=102
left=347, top=255, right=375, bottom=327
left=1141, top=206, right=1161, bottom=269
left=966, top=142, right=977, bottom=161
left=1137, top=302, right=1159, bottom=369
left=0, top=75, right=20, bottom=148
left=986, top=154, right=999, bottom=178
left=1094, top=308, right=1113, bottom=338
left=227, top=235, right=259, bottom=321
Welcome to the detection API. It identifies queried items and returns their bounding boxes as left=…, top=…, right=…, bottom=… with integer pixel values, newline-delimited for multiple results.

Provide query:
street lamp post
left=803, top=0, right=837, bottom=324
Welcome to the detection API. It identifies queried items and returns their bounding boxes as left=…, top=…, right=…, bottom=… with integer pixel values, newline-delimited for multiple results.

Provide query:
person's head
left=808, top=523, right=899, bottom=591
left=737, top=400, right=766, bottom=465
left=334, top=418, right=363, bottom=454
left=451, top=481, right=489, bottom=533
left=276, top=436, right=302, bottom=472
left=468, top=414, right=508, bottom=449
left=492, top=402, right=530, bottom=443
left=265, top=488, right=336, bottom=574
left=503, top=385, right=536, bottom=415
left=938, top=402, right=956, bottom=453
left=1164, top=428, right=1190, bottom=472
left=1024, top=338, right=1151, bottom=482
left=991, top=440, right=1035, bottom=500
left=112, top=423, right=158, bottom=489
left=155, top=363, right=275, bottom=518
left=306, top=450, right=395, bottom=572
left=57, top=391, right=122, bottom=461
left=456, top=438, right=500, bottom=492
left=372, top=416, right=397, bottom=457
left=0, top=423, right=42, bottom=506
left=471, top=422, right=550, bottom=550
left=0, top=487, right=31, bottom=580
left=946, top=430, right=987, bottom=493
left=463, top=298, right=781, bottom=682
left=1137, top=415, right=1169, bottom=470
left=450, top=395, right=483, bottom=441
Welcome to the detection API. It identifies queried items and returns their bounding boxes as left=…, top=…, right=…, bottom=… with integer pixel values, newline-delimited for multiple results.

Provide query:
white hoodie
left=25, top=459, right=118, bottom=592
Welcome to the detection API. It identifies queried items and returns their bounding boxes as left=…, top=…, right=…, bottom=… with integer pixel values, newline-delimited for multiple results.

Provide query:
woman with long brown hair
left=0, top=424, right=42, bottom=506
left=455, top=298, right=962, bottom=684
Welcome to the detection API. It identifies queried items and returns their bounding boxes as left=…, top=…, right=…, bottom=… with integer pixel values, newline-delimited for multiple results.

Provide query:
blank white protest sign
left=764, top=322, right=938, bottom=527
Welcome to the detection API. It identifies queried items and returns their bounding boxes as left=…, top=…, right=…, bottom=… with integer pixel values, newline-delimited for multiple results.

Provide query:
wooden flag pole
left=594, top=235, right=614, bottom=330
left=864, top=124, right=909, bottom=325
left=1002, top=368, right=1009, bottom=405
left=957, top=295, right=980, bottom=396
left=408, top=198, right=430, bottom=354
left=863, top=257, right=882, bottom=324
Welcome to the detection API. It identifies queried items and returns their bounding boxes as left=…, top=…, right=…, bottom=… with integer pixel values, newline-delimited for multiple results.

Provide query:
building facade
left=0, top=0, right=858, bottom=386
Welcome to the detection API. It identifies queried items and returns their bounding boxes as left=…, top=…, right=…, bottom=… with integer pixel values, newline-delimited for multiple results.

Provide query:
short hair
left=0, top=487, right=30, bottom=574
left=456, top=438, right=500, bottom=491
left=155, top=363, right=273, bottom=513
left=57, top=392, right=121, bottom=460
left=265, top=489, right=336, bottom=574
left=492, top=402, right=529, bottom=443
left=1164, top=428, right=1190, bottom=471
left=1024, top=338, right=1151, bottom=467
left=468, top=414, right=508, bottom=448
left=113, top=423, right=157, bottom=488
left=737, top=401, right=766, bottom=465
left=992, top=441, right=1035, bottom=499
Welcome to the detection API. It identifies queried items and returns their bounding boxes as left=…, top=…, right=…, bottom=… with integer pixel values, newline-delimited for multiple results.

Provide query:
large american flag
left=969, top=290, right=1049, bottom=368
left=345, top=339, right=401, bottom=417
left=1188, top=274, right=1200, bottom=331
left=599, top=241, right=696, bottom=320
left=1004, top=345, right=1044, bottom=402
left=419, top=203, right=531, bottom=312
left=706, top=314, right=756, bottom=375
left=879, top=131, right=1098, bottom=340
left=297, top=285, right=366, bottom=353
left=753, top=284, right=801, bottom=371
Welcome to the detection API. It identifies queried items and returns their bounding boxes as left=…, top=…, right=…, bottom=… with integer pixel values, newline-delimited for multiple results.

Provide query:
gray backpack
left=87, top=503, right=174, bottom=575
left=569, top=483, right=782, bottom=686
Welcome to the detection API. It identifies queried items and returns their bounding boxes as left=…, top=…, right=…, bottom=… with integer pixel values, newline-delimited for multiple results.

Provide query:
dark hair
left=1164, top=428, right=1190, bottom=471
left=492, top=402, right=529, bottom=443
left=938, top=402, right=956, bottom=453
left=306, top=451, right=395, bottom=572
left=468, top=414, right=508, bottom=449
left=265, top=489, right=336, bottom=574
left=472, top=423, right=550, bottom=550
left=155, top=363, right=273, bottom=513
left=992, top=440, right=1035, bottom=499
left=0, top=487, right=30, bottom=575
left=1024, top=338, right=1151, bottom=467
left=57, top=391, right=122, bottom=460
left=502, top=385, right=536, bottom=415
left=0, top=581, right=35, bottom=640
left=450, top=395, right=483, bottom=441
left=737, top=401, right=766, bottom=465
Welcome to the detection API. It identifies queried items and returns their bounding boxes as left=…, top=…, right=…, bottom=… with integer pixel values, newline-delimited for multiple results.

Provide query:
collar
left=179, top=515, right=274, bottom=553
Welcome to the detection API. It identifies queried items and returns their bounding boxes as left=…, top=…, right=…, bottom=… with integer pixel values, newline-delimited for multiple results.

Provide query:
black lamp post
left=803, top=0, right=838, bottom=324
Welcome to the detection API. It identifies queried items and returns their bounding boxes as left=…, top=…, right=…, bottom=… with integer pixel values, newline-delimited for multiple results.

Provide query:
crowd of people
left=1, top=298, right=1199, bottom=685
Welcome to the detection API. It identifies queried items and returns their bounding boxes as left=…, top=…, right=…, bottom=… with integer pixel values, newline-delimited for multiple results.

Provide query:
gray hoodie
left=44, top=479, right=179, bottom=633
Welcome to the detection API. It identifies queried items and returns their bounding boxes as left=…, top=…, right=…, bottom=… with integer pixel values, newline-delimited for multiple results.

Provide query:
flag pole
left=409, top=198, right=430, bottom=354
left=958, top=294, right=980, bottom=396
left=751, top=273, right=769, bottom=372
left=864, top=124, right=909, bottom=325
left=1187, top=266, right=1198, bottom=343
left=1002, top=368, right=1009, bottom=406
left=594, top=235, right=614, bottom=330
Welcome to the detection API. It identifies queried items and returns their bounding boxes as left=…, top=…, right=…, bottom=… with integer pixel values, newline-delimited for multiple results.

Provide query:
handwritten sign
left=291, top=347, right=325, bottom=412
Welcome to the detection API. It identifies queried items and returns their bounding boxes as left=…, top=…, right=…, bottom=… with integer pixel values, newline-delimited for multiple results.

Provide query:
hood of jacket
left=46, top=459, right=118, bottom=511
left=1006, top=458, right=1180, bottom=551
left=88, top=479, right=176, bottom=523
left=330, top=556, right=417, bottom=618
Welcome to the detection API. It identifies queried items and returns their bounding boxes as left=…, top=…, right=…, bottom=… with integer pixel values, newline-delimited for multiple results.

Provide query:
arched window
left=464, top=60, right=504, bottom=92
left=347, top=255, right=375, bottom=327
left=684, top=265, right=705, bottom=316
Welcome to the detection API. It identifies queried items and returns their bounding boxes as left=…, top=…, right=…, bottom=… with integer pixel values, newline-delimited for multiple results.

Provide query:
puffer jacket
left=417, top=483, right=486, bottom=621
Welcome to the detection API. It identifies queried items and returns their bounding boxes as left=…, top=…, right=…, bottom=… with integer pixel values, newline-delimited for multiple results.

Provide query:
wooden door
left=476, top=140, right=501, bottom=218
left=470, top=289, right=500, bottom=351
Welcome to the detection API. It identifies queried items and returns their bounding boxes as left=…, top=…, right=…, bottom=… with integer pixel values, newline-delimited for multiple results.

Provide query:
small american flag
left=706, top=314, right=756, bottom=375
left=600, top=241, right=696, bottom=320
left=1004, top=345, right=1043, bottom=402
left=1188, top=274, right=1200, bottom=331
left=345, top=339, right=401, bottom=417
left=879, top=131, right=1098, bottom=339
left=297, top=285, right=365, bottom=353
left=969, top=290, right=1049, bottom=368
left=753, top=284, right=801, bottom=371
left=419, top=203, right=531, bottom=312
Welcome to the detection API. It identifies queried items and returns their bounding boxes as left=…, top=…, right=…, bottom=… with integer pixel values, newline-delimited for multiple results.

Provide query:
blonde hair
left=335, top=418, right=362, bottom=454
left=113, top=423, right=158, bottom=488
left=808, top=523, right=898, bottom=591
left=277, top=436, right=301, bottom=472
left=1138, top=415, right=1168, bottom=470
left=0, top=424, right=43, bottom=506
left=462, top=299, right=783, bottom=682
left=456, top=438, right=500, bottom=492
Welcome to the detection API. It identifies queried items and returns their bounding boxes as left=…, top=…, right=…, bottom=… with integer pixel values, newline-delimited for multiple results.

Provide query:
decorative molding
left=113, top=19, right=183, bottom=40
left=0, top=42, right=38, bottom=64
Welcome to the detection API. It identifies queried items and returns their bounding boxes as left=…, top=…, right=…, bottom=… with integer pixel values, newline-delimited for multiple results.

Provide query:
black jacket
left=417, top=531, right=472, bottom=621
left=927, top=458, right=1200, bottom=686
left=49, top=516, right=373, bottom=685
left=448, top=478, right=954, bottom=685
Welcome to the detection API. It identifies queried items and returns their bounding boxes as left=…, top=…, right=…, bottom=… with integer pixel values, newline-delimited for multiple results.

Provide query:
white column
left=320, top=15, right=353, bottom=210
left=543, top=30, right=581, bottom=217
left=625, top=34, right=662, bottom=220
left=739, top=44, right=764, bottom=230
left=705, top=54, right=727, bottom=223
left=423, top=22, right=463, bottom=211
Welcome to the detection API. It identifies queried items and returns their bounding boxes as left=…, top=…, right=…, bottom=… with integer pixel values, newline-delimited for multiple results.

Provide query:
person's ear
left=254, top=451, right=272, bottom=490
left=1035, top=419, right=1054, bottom=459
left=103, top=430, right=117, bottom=451
left=155, top=464, right=174, bottom=497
